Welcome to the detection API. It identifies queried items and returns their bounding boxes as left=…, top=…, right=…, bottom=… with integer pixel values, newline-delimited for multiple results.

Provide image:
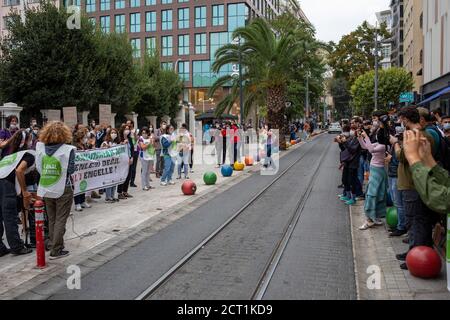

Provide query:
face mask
left=33, top=130, right=38, bottom=135
left=124, top=130, right=130, bottom=137
left=10, top=124, right=17, bottom=130
left=142, top=134, right=148, bottom=139
left=343, top=132, right=350, bottom=137
left=350, top=130, right=355, bottom=137
left=111, top=133, right=117, bottom=140
left=372, top=121, right=379, bottom=127
left=443, top=123, right=450, bottom=131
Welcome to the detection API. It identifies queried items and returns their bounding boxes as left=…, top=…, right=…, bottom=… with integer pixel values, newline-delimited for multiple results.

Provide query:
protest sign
left=72, top=144, right=129, bottom=195
left=99, top=104, right=112, bottom=127
left=47, top=109, right=61, bottom=122
left=63, top=107, right=77, bottom=128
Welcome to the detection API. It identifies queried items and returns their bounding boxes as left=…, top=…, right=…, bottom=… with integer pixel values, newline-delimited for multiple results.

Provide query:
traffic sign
left=399, top=92, right=414, bottom=103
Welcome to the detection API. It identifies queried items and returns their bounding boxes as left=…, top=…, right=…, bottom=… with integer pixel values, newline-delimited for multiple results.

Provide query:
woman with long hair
left=117, top=124, right=133, bottom=199
left=73, top=128, right=92, bottom=212
left=0, top=129, right=35, bottom=256
left=138, top=127, right=156, bottom=191
left=101, top=128, right=121, bottom=202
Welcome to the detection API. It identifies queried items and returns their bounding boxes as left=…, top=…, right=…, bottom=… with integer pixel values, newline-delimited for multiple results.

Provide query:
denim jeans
left=0, top=179, right=25, bottom=252
left=388, top=177, right=406, bottom=231
left=161, top=155, right=175, bottom=183
left=105, top=186, right=116, bottom=200
left=177, top=151, right=190, bottom=177
left=358, top=155, right=365, bottom=186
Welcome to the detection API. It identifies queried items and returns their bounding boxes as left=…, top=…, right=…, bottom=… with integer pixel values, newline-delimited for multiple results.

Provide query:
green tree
left=209, top=16, right=324, bottom=148
left=351, top=67, right=414, bottom=117
left=0, top=1, right=139, bottom=119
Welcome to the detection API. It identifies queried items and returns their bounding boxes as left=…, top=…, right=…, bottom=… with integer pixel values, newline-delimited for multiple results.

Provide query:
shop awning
left=418, top=86, right=450, bottom=106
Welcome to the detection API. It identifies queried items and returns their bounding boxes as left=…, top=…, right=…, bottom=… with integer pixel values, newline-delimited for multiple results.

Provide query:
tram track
left=135, top=135, right=331, bottom=300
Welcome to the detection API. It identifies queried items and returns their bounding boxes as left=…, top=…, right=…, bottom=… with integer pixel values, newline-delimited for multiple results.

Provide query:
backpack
left=427, top=125, right=450, bottom=172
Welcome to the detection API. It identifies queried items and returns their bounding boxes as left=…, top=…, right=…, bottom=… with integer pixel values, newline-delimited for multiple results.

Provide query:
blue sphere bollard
left=221, top=165, right=233, bottom=177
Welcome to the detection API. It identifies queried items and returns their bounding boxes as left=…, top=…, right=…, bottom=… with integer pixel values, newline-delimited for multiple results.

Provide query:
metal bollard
left=34, top=200, right=46, bottom=269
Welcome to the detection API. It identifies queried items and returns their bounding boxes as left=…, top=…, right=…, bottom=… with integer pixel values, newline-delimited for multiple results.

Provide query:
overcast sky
left=300, top=0, right=391, bottom=43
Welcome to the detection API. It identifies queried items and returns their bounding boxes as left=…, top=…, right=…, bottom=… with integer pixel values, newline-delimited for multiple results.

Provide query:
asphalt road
left=49, top=134, right=356, bottom=300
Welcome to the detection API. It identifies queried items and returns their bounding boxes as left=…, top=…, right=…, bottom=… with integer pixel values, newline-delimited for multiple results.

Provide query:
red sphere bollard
left=34, top=200, right=46, bottom=269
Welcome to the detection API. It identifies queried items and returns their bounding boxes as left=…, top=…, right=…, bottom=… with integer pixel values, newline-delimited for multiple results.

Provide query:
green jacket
left=411, top=162, right=450, bottom=214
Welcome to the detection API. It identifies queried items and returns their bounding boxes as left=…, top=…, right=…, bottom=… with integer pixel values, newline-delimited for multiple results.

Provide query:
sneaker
left=11, top=247, right=32, bottom=255
left=49, top=250, right=70, bottom=260
left=176, top=176, right=182, bottom=180
left=400, top=262, right=408, bottom=270
left=118, top=193, right=127, bottom=200
left=168, top=181, right=175, bottom=185
left=345, top=199, right=356, bottom=206
left=340, top=196, right=350, bottom=202
left=113, top=198, right=120, bottom=202
left=105, top=198, right=114, bottom=203
left=0, top=248, right=11, bottom=257
left=402, top=237, right=409, bottom=244
left=81, top=202, right=91, bottom=209
left=190, top=170, right=194, bottom=173
left=130, top=183, right=138, bottom=188
left=389, top=229, right=407, bottom=237
left=143, top=187, right=150, bottom=191
left=160, top=182, right=167, bottom=186
left=359, top=221, right=375, bottom=230
left=124, top=193, right=133, bottom=198
left=396, top=252, right=408, bottom=261
left=337, top=184, right=344, bottom=189
left=215, top=165, right=221, bottom=168
left=75, top=204, right=83, bottom=212
left=374, top=219, right=384, bottom=226
left=185, top=176, right=189, bottom=179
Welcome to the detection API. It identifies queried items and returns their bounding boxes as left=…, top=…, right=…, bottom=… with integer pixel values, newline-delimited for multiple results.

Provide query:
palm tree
left=209, top=18, right=309, bottom=149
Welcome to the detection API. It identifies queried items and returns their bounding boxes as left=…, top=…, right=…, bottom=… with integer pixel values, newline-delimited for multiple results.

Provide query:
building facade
left=390, top=0, right=404, bottom=67
left=84, top=0, right=307, bottom=112
left=376, top=9, right=392, bottom=69
left=421, top=0, right=450, bottom=113
left=403, top=0, right=424, bottom=93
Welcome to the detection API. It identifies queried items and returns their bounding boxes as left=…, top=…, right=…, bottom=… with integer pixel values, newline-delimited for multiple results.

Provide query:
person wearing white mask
left=101, top=128, right=121, bottom=202
left=138, top=127, right=156, bottom=191
left=441, top=115, right=450, bottom=138
left=0, top=115, right=20, bottom=159
left=117, top=124, right=134, bottom=199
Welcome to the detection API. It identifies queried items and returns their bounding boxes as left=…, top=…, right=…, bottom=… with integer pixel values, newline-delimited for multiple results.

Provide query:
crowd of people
left=335, top=107, right=450, bottom=270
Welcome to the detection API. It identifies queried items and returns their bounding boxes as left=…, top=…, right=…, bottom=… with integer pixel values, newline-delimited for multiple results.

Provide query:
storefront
left=420, top=72, right=450, bottom=115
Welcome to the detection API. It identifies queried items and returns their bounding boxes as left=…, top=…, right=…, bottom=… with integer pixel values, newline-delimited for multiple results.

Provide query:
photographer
left=390, top=107, right=439, bottom=270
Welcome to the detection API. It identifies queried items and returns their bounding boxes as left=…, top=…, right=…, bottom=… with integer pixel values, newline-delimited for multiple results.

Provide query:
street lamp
left=231, top=36, right=244, bottom=127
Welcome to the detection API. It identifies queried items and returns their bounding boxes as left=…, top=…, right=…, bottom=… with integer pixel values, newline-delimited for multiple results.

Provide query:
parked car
left=328, top=122, right=342, bottom=134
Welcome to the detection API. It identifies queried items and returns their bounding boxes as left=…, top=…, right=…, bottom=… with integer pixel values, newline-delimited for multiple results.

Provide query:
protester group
left=335, top=107, right=450, bottom=270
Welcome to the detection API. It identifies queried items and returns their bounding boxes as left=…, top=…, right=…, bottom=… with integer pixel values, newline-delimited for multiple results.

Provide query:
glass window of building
left=86, top=0, right=96, bottom=13
left=161, top=35, right=173, bottom=56
left=178, top=61, right=190, bottom=82
left=161, top=0, right=172, bottom=4
left=146, top=11, right=156, bottom=32
left=100, top=15, right=110, bottom=33
left=195, top=6, right=206, bottom=28
left=115, top=14, right=125, bottom=33
left=228, top=3, right=248, bottom=32
left=161, top=9, right=173, bottom=30
left=146, top=37, right=156, bottom=55
left=162, top=62, right=173, bottom=70
left=193, top=60, right=211, bottom=87
left=115, top=0, right=124, bottom=9
left=195, top=33, right=206, bottom=54
left=178, top=8, right=189, bottom=29
left=131, top=38, right=141, bottom=58
left=130, top=0, right=139, bottom=7
left=100, top=0, right=110, bottom=11
left=130, top=13, right=141, bottom=33
left=178, top=34, right=190, bottom=55
left=178, top=0, right=188, bottom=2
left=210, top=32, right=230, bottom=60
left=145, top=0, right=155, bottom=5
left=212, top=4, right=224, bottom=26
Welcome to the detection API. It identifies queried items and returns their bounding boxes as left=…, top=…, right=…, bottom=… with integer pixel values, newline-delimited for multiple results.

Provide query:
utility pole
left=374, top=25, right=379, bottom=111
left=305, top=72, right=310, bottom=120
left=238, top=38, right=244, bottom=127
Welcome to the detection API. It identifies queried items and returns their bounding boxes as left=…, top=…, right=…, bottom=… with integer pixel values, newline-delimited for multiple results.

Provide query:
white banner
left=72, top=144, right=129, bottom=195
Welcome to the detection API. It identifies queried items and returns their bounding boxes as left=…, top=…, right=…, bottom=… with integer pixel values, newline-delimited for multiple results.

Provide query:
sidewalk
left=0, top=134, right=319, bottom=300
left=350, top=200, right=450, bottom=300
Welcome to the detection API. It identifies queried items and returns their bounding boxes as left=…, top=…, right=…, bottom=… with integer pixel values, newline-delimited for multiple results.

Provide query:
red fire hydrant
left=34, top=200, right=46, bottom=269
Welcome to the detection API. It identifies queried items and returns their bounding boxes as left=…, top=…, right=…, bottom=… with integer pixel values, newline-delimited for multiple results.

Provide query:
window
left=146, top=37, right=156, bottom=55
left=131, top=39, right=141, bottom=58
left=115, top=14, right=125, bottom=33
left=162, top=62, right=173, bottom=70
left=161, top=9, right=172, bottom=30
left=161, top=35, right=173, bottom=56
left=86, top=0, right=96, bottom=13
left=130, top=13, right=141, bottom=33
left=146, top=11, right=156, bottom=32
left=161, top=0, right=172, bottom=4
left=195, top=6, right=206, bottom=28
left=193, top=60, right=211, bottom=87
left=212, top=5, right=224, bottom=26
left=145, top=0, right=155, bottom=4
left=115, top=0, right=124, bottom=9
left=100, top=0, right=110, bottom=11
left=100, top=16, right=110, bottom=33
left=130, top=0, right=139, bottom=7
left=178, top=0, right=188, bottom=2
left=178, top=34, right=190, bottom=55
left=228, top=3, right=248, bottom=32
left=195, top=33, right=206, bottom=54
left=178, top=61, right=190, bottom=82
left=178, top=8, right=189, bottom=29
left=210, top=32, right=230, bottom=60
